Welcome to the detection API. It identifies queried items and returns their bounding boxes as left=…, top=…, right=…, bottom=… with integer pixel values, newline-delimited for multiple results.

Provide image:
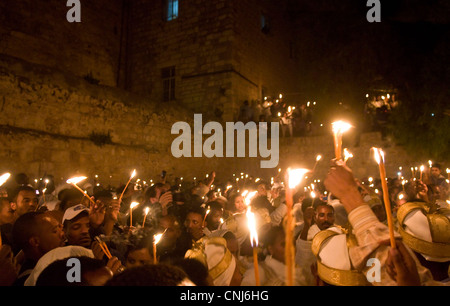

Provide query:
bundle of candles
left=95, top=236, right=112, bottom=259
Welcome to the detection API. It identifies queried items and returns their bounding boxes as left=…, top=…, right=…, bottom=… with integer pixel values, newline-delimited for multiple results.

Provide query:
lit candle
left=202, top=207, right=211, bottom=228
left=310, top=190, right=316, bottom=207
left=118, top=169, right=137, bottom=205
left=153, top=233, right=163, bottom=264
left=420, top=165, right=425, bottom=181
left=142, top=207, right=150, bottom=227
left=246, top=207, right=260, bottom=286
left=0, top=173, right=11, bottom=187
left=372, top=148, right=396, bottom=249
left=66, top=176, right=96, bottom=206
left=243, top=190, right=256, bottom=204
left=446, top=168, right=450, bottom=179
left=343, top=148, right=353, bottom=164
left=312, top=154, right=322, bottom=173
left=285, top=168, right=309, bottom=286
left=332, top=121, right=352, bottom=160
left=129, top=201, right=139, bottom=227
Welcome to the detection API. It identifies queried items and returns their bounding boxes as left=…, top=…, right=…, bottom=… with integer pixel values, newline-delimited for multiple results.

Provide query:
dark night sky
left=290, top=0, right=449, bottom=123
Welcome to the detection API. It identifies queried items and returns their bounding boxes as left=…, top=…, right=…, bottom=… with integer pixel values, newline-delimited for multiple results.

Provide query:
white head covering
left=203, top=238, right=236, bottom=286
left=318, top=229, right=351, bottom=270
left=24, top=246, right=95, bottom=286
left=399, top=203, right=450, bottom=262
left=312, top=227, right=369, bottom=286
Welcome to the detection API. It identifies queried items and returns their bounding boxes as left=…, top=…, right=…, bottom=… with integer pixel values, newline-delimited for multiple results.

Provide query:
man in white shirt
left=295, top=201, right=336, bottom=285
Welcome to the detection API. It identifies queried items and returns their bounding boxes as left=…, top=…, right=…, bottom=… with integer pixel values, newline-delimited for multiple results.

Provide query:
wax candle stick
left=129, top=201, right=139, bottom=227
left=153, top=233, right=163, bottom=264
left=312, top=155, right=322, bottom=173
left=332, top=121, right=352, bottom=160
left=202, top=207, right=210, bottom=228
left=285, top=168, right=309, bottom=286
left=372, top=148, right=396, bottom=249
left=66, top=176, right=96, bottom=206
left=246, top=208, right=260, bottom=286
left=119, top=169, right=137, bottom=205
left=142, top=207, right=150, bottom=227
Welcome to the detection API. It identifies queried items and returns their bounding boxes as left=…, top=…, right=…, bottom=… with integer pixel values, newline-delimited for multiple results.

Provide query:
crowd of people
left=237, top=97, right=315, bottom=138
left=236, top=91, right=400, bottom=142
left=0, top=159, right=448, bottom=287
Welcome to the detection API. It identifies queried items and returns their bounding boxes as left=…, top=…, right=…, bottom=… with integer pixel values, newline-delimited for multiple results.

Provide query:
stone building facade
left=126, top=0, right=300, bottom=121
left=0, top=0, right=426, bottom=187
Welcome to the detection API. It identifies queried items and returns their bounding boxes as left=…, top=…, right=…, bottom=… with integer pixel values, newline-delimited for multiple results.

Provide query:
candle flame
left=154, top=233, right=163, bottom=244
left=287, top=168, right=309, bottom=189
left=66, top=176, right=87, bottom=185
left=332, top=120, right=352, bottom=134
left=420, top=165, right=424, bottom=172
left=244, top=191, right=258, bottom=206
left=316, top=155, right=322, bottom=161
left=372, top=147, right=384, bottom=164
left=0, top=173, right=11, bottom=186
left=343, top=148, right=353, bottom=161
left=130, top=201, right=139, bottom=209
left=130, top=169, right=137, bottom=179
left=246, top=209, right=258, bottom=247
left=144, top=207, right=150, bottom=215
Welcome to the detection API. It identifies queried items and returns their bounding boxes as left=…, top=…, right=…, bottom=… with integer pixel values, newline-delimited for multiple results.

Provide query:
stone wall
left=0, top=0, right=124, bottom=87
left=0, top=54, right=224, bottom=187
left=0, top=54, right=423, bottom=190
left=127, top=0, right=301, bottom=122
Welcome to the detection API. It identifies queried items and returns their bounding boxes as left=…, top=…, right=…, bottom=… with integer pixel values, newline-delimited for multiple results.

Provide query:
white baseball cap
left=62, top=204, right=89, bottom=224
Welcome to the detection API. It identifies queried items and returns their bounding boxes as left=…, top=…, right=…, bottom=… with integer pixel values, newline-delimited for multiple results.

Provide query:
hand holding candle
left=372, top=147, right=396, bottom=249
